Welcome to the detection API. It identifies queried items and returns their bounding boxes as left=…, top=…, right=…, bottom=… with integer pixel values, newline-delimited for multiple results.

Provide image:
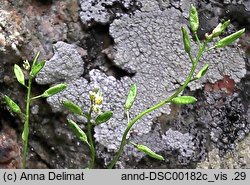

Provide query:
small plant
left=63, top=88, right=113, bottom=169
left=63, top=5, right=245, bottom=169
left=4, top=52, right=67, bottom=168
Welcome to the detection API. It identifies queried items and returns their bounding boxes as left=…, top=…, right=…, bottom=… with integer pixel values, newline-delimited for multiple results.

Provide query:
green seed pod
left=194, top=64, right=209, bottom=80
left=41, top=83, right=67, bottom=98
left=212, top=20, right=230, bottom=38
left=215, top=28, right=245, bottom=48
left=14, top=64, right=25, bottom=86
left=181, top=26, right=191, bottom=54
left=125, top=84, right=137, bottom=111
left=189, top=5, right=199, bottom=33
left=95, top=111, right=113, bottom=125
left=30, top=60, right=45, bottom=78
left=136, top=144, right=164, bottom=161
left=67, top=119, right=89, bottom=145
left=63, top=100, right=83, bottom=115
left=4, top=95, right=22, bottom=114
left=22, top=124, right=29, bottom=142
left=171, top=96, right=197, bottom=105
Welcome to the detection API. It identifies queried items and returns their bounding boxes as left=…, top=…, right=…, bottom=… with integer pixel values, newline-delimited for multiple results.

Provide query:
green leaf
left=41, top=83, right=67, bottom=98
left=181, top=26, right=191, bottom=54
left=32, top=51, right=40, bottom=67
left=30, top=60, right=45, bottom=77
left=171, top=96, right=197, bottom=105
left=189, top=5, right=199, bottom=33
left=212, top=20, right=230, bottom=38
left=67, top=119, right=89, bottom=145
left=4, top=95, right=22, bottom=114
left=125, top=84, right=137, bottom=111
left=95, top=111, right=113, bottom=125
left=63, top=100, right=83, bottom=115
left=136, top=144, right=164, bottom=161
left=14, top=64, right=25, bottom=86
left=194, top=64, right=209, bottom=80
left=215, top=28, right=245, bottom=48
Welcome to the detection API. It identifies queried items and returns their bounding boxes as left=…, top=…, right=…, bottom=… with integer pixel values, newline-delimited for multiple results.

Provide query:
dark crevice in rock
left=193, top=1, right=250, bottom=40
left=83, top=24, right=112, bottom=80
left=238, top=58, right=250, bottom=112
left=0, top=109, right=19, bottom=133
left=169, top=1, right=183, bottom=12
left=197, top=8, right=218, bottom=39
left=2, top=111, right=17, bottom=130
left=105, top=1, right=142, bottom=18
left=83, top=23, right=135, bottom=81
left=31, top=0, right=54, bottom=6
left=30, top=136, right=54, bottom=168
left=80, top=0, right=142, bottom=27
left=104, top=55, right=136, bottom=80
left=222, top=4, right=250, bottom=30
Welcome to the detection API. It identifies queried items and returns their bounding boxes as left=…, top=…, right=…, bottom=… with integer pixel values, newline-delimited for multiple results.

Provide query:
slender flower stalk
left=87, top=107, right=95, bottom=169
left=4, top=52, right=67, bottom=168
left=22, top=77, right=32, bottom=168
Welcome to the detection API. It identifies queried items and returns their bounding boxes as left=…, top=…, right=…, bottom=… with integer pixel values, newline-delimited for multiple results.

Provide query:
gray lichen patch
left=162, top=129, right=194, bottom=158
left=110, top=0, right=246, bottom=91
left=36, top=41, right=85, bottom=84
left=79, top=0, right=139, bottom=25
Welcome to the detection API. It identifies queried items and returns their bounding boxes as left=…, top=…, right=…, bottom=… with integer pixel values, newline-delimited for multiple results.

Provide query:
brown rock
left=0, top=125, right=21, bottom=169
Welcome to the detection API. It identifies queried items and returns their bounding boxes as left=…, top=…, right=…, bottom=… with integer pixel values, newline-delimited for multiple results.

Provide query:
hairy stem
left=108, top=41, right=208, bottom=169
left=87, top=108, right=95, bottom=169
left=22, top=77, right=32, bottom=169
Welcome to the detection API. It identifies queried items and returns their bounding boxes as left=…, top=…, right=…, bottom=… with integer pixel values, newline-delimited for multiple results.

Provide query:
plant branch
left=107, top=41, right=208, bottom=169
left=87, top=108, right=95, bottom=169
left=194, top=32, right=201, bottom=47
left=22, top=77, right=32, bottom=169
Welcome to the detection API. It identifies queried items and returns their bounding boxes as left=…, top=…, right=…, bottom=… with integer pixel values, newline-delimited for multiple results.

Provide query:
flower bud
left=89, top=91, right=96, bottom=101
left=189, top=5, right=199, bottom=33
left=215, top=28, right=245, bottom=48
left=95, top=94, right=103, bottom=105
left=92, top=105, right=101, bottom=113
left=212, top=20, right=230, bottom=38
left=23, top=60, right=30, bottom=71
left=181, top=26, right=191, bottom=54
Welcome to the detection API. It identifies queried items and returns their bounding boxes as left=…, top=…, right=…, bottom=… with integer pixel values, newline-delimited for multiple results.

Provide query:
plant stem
left=107, top=41, right=208, bottom=169
left=22, top=77, right=32, bottom=169
left=87, top=108, right=95, bottom=169
left=30, top=94, right=43, bottom=100
left=194, top=32, right=201, bottom=47
left=126, top=111, right=130, bottom=125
